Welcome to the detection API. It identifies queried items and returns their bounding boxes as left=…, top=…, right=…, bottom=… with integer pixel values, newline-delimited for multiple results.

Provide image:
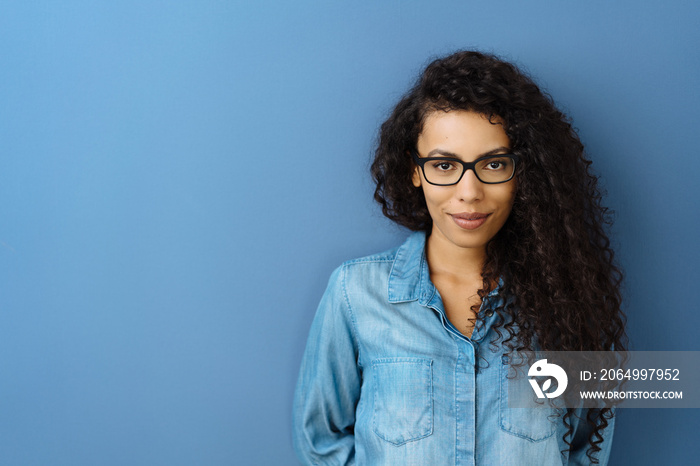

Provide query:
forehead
left=417, top=110, right=510, bottom=155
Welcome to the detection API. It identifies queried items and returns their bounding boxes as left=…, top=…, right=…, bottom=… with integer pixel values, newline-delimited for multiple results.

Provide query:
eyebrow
left=424, top=146, right=511, bottom=159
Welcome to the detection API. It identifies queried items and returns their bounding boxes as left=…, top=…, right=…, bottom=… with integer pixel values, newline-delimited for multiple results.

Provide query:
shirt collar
left=387, top=231, right=432, bottom=304
left=387, top=230, right=502, bottom=305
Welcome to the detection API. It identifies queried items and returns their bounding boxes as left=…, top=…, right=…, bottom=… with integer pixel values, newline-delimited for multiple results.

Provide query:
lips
left=451, top=212, right=490, bottom=220
left=450, top=212, right=490, bottom=230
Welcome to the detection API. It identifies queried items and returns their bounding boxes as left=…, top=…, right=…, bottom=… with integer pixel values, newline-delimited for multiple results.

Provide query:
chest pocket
left=499, top=355, right=557, bottom=442
left=372, top=358, right=433, bottom=445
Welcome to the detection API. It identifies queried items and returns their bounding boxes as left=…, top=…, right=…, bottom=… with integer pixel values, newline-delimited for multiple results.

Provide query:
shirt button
left=484, top=309, right=494, bottom=317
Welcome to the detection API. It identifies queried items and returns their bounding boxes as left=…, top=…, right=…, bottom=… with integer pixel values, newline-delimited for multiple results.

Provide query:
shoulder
left=342, top=245, right=400, bottom=268
left=333, top=245, right=399, bottom=283
left=323, top=231, right=426, bottom=299
left=324, top=243, right=402, bottom=294
left=339, top=231, right=425, bottom=271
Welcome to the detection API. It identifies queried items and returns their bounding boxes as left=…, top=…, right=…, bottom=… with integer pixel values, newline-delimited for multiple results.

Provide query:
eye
left=483, top=158, right=510, bottom=171
left=431, top=160, right=458, bottom=172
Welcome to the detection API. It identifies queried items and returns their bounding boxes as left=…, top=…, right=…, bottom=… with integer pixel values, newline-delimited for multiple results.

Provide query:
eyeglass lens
left=422, top=156, right=515, bottom=185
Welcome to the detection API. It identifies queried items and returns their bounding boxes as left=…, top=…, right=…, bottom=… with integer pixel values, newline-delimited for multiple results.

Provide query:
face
left=412, top=110, right=516, bottom=255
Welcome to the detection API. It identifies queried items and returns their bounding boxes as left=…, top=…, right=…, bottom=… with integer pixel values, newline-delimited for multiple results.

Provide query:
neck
left=425, top=231, right=486, bottom=280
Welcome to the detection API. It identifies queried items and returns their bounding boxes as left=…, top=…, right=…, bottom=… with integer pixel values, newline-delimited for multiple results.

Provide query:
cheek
left=421, top=186, right=448, bottom=210
left=497, top=182, right=517, bottom=209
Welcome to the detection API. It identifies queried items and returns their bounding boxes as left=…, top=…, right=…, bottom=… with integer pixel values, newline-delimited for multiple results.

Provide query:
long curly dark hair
left=371, top=50, right=627, bottom=463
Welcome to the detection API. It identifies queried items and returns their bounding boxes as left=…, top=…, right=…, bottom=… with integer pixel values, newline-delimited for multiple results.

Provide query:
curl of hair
left=371, top=50, right=627, bottom=462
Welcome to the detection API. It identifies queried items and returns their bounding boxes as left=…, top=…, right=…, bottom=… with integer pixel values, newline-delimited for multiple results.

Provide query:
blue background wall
left=1, top=1, right=699, bottom=464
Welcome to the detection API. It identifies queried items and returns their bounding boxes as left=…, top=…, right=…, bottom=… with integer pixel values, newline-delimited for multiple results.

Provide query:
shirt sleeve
left=292, top=265, right=361, bottom=466
left=567, top=407, right=615, bottom=466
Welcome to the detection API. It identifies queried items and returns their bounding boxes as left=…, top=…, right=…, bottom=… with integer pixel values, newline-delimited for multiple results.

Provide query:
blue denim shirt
left=293, top=231, right=614, bottom=465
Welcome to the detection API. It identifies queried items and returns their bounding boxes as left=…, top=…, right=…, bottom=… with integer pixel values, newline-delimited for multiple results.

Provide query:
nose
left=455, top=169, right=484, bottom=202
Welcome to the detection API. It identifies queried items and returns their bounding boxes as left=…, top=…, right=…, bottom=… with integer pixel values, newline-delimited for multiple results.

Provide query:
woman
left=293, top=50, right=626, bottom=465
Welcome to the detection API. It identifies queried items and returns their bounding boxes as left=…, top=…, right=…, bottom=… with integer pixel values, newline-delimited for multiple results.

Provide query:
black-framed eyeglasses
left=411, top=150, right=519, bottom=186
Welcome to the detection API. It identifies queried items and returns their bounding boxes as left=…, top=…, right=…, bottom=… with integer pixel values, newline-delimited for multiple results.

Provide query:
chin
left=445, top=231, right=493, bottom=250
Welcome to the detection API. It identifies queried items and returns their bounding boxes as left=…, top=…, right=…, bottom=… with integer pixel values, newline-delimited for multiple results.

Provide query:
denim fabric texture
left=293, top=231, right=614, bottom=465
